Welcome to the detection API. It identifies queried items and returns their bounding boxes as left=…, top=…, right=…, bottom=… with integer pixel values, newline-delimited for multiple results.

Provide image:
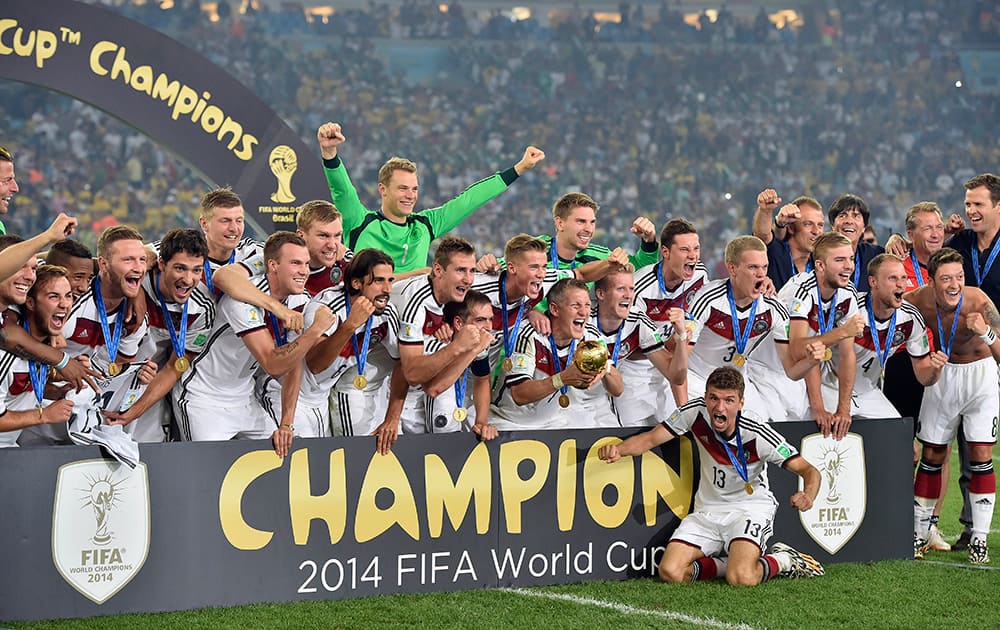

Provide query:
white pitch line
left=920, top=560, right=1000, bottom=572
left=501, top=587, right=762, bottom=630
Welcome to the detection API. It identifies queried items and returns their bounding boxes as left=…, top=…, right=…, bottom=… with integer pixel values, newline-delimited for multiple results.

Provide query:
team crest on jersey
left=51, top=460, right=150, bottom=604
left=620, top=341, right=631, bottom=356
left=891, top=329, right=904, bottom=346
left=798, top=433, right=866, bottom=554
left=751, top=317, right=769, bottom=334
left=246, top=306, right=261, bottom=323
left=833, top=305, right=848, bottom=325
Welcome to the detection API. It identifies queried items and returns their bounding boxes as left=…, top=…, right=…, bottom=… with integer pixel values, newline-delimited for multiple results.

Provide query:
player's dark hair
left=345, top=248, right=394, bottom=297
left=928, top=247, right=965, bottom=279
left=659, top=218, right=697, bottom=249
left=263, top=231, right=306, bottom=264
left=433, top=237, right=475, bottom=269
left=46, top=239, right=93, bottom=267
left=965, top=173, right=1000, bottom=206
left=0, top=234, right=25, bottom=253
left=443, top=289, right=492, bottom=325
left=28, top=265, right=68, bottom=299
left=159, top=229, right=208, bottom=265
left=827, top=193, right=870, bottom=227
left=706, top=366, right=745, bottom=399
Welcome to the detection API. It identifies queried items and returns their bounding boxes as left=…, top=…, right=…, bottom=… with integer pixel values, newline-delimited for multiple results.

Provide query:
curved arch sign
left=0, top=0, right=329, bottom=234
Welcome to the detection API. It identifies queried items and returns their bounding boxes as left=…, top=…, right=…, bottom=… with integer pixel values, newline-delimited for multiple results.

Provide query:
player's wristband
left=54, top=352, right=70, bottom=370
left=773, top=217, right=786, bottom=230
left=551, top=373, right=564, bottom=390
left=280, top=423, right=294, bottom=432
left=979, top=329, right=997, bottom=346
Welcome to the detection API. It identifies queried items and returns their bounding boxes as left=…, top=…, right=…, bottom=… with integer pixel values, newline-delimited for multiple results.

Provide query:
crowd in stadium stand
left=1, top=0, right=997, bottom=271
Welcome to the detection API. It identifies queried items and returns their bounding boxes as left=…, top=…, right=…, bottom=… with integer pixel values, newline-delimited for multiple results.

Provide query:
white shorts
left=918, top=357, right=1000, bottom=446
left=820, top=384, right=900, bottom=419
left=331, top=387, right=379, bottom=437
left=751, top=364, right=808, bottom=421
left=671, top=507, right=776, bottom=556
left=259, top=392, right=331, bottom=439
left=424, top=386, right=475, bottom=433
left=173, top=398, right=273, bottom=441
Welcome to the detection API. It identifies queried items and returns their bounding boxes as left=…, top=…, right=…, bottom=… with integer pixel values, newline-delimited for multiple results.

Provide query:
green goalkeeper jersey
left=323, top=156, right=520, bottom=273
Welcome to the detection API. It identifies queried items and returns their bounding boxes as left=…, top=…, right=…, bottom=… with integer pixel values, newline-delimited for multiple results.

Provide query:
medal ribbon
left=454, top=367, right=469, bottom=408
left=548, top=335, right=577, bottom=398
left=726, top=280, right=759, bottom=358
left=20, top=318, right=47, bottom=406
left=910, top=249, right=925, bottom=287
left=935, top=293, right=963, bottom=358
left=344, top=296, right=373, bottom=376
left=550, top=237, right=576, bottom=271
left=787, top=242, right=813, bottom=274
left=595, top=317, right=623, bottom=366
left=93, top=275, right=126, bottom=366
left=711, top=412, right=749, bottom=486
left=815, top=281, right=838, bottom=336
left=971, top=239, right=1000, bottom=287
left=203, top=249, right=236, bottom=295
left=268, top=312, right=288, bottom=347
left=852, top=250, right=861, bottom=287
left=500, top=271, right=527, bottom=363
left=153, top=271, right=189, bottom=363
left=866, top=297, right=897, bottom=373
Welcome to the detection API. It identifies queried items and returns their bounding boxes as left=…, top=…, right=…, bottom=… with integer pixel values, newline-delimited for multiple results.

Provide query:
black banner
left=0, top=0, right=330, bottom=234
left=0, top=420, right=911, bottom=622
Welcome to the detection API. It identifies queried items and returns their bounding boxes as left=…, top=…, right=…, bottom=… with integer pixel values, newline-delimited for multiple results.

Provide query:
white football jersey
left=663, top=400, right=800, bottom=512
left=633, top=261, right=709, bottom=338
left=63, top=280, right=149, bottom=376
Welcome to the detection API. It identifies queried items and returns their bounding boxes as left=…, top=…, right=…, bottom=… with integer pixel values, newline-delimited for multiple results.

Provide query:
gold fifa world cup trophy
left=268, top=145, right=298, bottom=203
left=572, top=340, right=609, bottom=388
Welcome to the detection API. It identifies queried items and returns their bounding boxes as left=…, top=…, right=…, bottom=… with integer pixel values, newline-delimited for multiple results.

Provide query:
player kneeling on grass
left=599, top=366, right=824, bottom=585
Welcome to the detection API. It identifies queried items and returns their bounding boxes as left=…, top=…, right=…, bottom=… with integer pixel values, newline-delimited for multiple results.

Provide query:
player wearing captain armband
left=600, top=367, right=825, bottom=585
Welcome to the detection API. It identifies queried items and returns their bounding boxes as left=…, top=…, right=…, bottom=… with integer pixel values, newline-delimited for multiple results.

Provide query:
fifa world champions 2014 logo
left=269, top=145, right=298, bottom=203
left=88, top=477, right=121, bottom=546
left=820, top=445, right=847, bottom=505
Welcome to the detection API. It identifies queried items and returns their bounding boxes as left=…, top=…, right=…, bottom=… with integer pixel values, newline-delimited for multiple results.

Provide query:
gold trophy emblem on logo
left=268, top=145, right=298, bottom=203
left=572, top=340, right=609, bottom=387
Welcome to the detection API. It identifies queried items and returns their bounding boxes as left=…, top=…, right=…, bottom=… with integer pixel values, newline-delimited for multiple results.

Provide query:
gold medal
left=745, top=482, right=753, bottom=495
left=354, top=375, right=368, bottom=390
left=502, top=357, right=513, bottom=372
left=453, top=407, right=468, bottom=422
left=732, top=353, right=746, bottom=367
left=174, top=356, right=190, bottom=372
left=558, top=394, right=570, bottom=408
left=107, top=361, right=120, bottom=376
left=822, top=348, right=833, bottom=362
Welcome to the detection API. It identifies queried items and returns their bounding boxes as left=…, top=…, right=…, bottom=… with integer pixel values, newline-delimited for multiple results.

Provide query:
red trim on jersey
left=690, top=414, right=761, bottom=466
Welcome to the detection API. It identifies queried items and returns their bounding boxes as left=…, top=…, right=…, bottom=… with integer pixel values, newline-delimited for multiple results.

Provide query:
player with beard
left=687, top=236, right=826, bottom=423
left=100, top=229, right=215, bottom=442
left=275, top=249, right=398, bottom=438
left=0, top=265, right=75, bottom=446
left=45, top=239, right=95, bottom=302
left=905, top=247, right=1000, bottom=564
left=778, top=232, right=865, bottom=438
left=591, top=267, right=688, bottom=426
left=599, top=367, right=824, bottom=585
left=827, top=254, right=946, bottom=419
left=392, top=237, right=492, bottom=434
left=627, top=219, right=708, bottom=419
left=174, top=232, right=335, bottom=456
left=422, top=291, right=500, bottom=437
left=753, top=190, right=826, bottom=290
left=827, top=194, right=884, bottom=292
left=490, top=278, right=624, bottom=430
